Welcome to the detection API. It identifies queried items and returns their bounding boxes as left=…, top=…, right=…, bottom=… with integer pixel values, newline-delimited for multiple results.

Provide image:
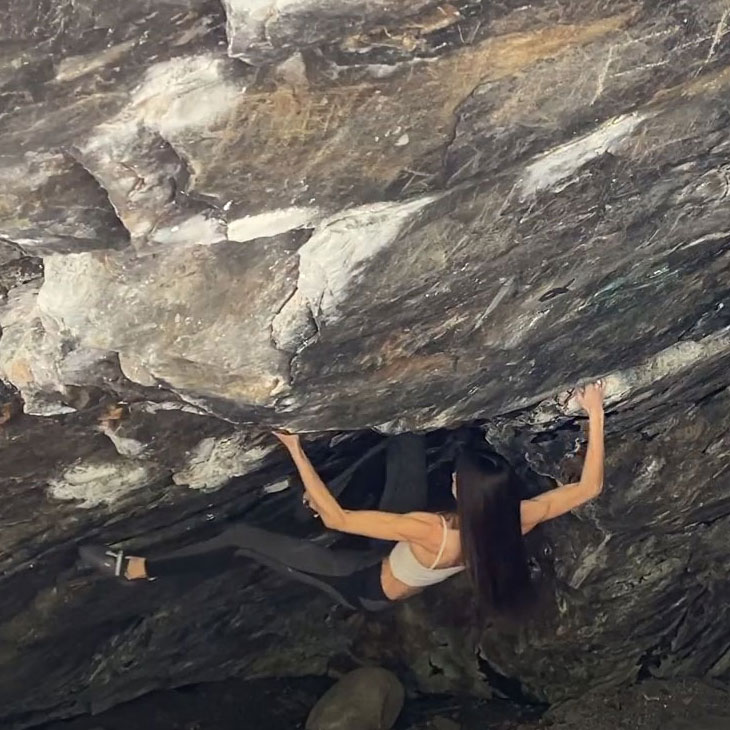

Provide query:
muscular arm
left=521, top=383, right=605, bottom=532
left=281, top=437, right=439, bottom=545
left=284, top=439, right=346, bottom=527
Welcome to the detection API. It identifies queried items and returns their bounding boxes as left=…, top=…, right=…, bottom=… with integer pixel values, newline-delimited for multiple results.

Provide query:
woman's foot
left=78, top=544, right=149, bottom=581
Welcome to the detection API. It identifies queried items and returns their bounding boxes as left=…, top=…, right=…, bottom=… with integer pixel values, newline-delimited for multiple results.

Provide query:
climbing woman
left=80, top=381, right=605, bottom=615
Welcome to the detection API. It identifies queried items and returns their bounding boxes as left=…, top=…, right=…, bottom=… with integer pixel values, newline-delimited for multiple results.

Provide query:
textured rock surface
left=1, top=0, right=730, bottom=727
left=306, top=667, right=404, bottom=730
left=34, top=677, right=730, bottom=730
left=522, top=678, right=730, bottom=730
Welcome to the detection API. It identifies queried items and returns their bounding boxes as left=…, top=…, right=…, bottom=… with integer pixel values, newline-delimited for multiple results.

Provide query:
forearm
left=579, top=409, right=605, bottom=495
left=285, top=443, right=346, bottom=527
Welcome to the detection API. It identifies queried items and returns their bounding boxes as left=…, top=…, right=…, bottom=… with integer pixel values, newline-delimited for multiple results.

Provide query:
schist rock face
left=1, top=1, right=729, bottom=728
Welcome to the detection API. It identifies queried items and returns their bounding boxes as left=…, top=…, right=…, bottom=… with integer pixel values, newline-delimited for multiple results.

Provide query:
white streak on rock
left=48, top=460, right=156, bottom=508
left=151, top=214, right=227, bottom=247
left=227, top=206, right=319, bottom=242
left=221, top=0, right=275, bottom=60
left=263, top=479, right=290, bottom=494
left=472, top=276, right=515, bottom=330
left=173, top=433, right=275, bottom=491
left=273, top=195, right=438, bottom=345
left=270, top=195, right=439, bottom=354
left=138, top=400, right=208, bottom=416
left=569, top=533, right=612, bottom=589
left=521, top=326, right=730, bottom=425
left=55, top=40, right=136, bottom=82
left=75, top=55, right=242, bottom=246
left=131, top=55, right=243, bottom=137
left=578, top=329, right=730, bottom=413
left=519, top=113, right=645, bottom=199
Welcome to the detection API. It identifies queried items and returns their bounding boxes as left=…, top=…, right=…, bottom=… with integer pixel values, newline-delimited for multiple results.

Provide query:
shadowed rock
left=306, top=667, right=404, bottom=730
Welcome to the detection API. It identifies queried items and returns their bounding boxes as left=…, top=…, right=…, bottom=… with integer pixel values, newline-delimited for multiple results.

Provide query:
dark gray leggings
left=146, top=434, right=428, bottom=610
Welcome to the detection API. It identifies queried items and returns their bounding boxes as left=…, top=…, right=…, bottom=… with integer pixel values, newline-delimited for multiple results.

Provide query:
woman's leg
left=146, top=523, right=379, bottom=578
left=145, top=542, right=364, bottom=610
left=233, top=548, right=365, bottom=610
left=97, top=437, right=426, bottom=601
left=143, top=529, right=387, bottom=610
left=228, top=551, right=390, bottom=612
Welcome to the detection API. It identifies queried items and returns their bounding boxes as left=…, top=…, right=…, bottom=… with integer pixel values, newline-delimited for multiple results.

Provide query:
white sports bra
left=388, top=515, right=465, bottom=589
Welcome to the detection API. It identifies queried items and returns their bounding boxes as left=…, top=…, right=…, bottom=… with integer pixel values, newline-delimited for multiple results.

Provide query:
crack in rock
left=272, top=193, right=440, bottom=353
left=74, top=54, right=243, bottom=252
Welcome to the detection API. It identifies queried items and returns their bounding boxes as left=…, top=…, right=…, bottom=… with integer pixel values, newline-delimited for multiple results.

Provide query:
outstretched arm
left=273, top=432, right=440, bottom=546
left=521, top=381, right=605, bottom=533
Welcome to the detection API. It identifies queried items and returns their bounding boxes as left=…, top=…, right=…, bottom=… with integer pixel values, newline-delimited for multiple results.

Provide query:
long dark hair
left=455, top=446, right=535, bottom=619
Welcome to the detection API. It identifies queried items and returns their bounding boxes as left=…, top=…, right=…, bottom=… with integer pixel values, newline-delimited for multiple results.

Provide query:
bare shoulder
left=406, top=511, right=444, bottom=528
left=404, top=511, right=446, bottom=550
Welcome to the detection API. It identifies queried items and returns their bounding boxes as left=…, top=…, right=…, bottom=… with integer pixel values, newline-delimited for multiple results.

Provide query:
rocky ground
left=36, top=677, right=728, bottom=730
